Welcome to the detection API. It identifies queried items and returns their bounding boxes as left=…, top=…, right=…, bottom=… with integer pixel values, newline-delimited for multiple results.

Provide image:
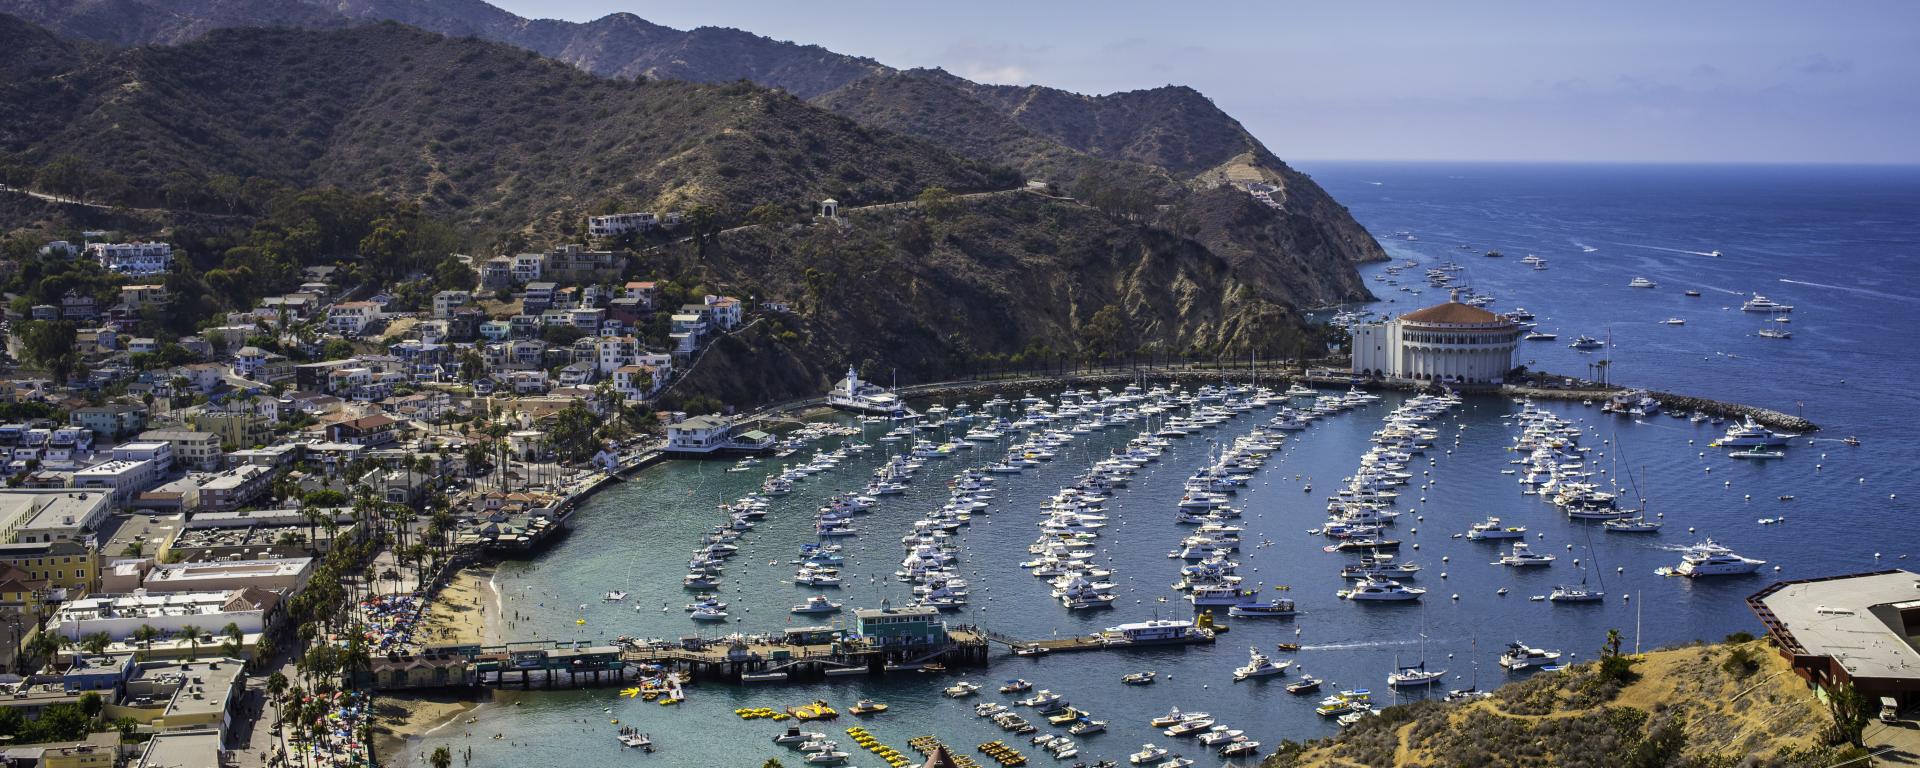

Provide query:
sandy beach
left=418, top=565, right=503, bottom=646
left=371, top=565, right=505, bottom=765
left=371, top=692, right=490, bottom=767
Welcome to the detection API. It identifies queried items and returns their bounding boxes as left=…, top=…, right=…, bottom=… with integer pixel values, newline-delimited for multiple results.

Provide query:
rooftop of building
left=1397, top=301, right=1509, bottom=325
left=1752, top=569, right=1920, bottom=681
left=136, top=728, right=222, bottom=768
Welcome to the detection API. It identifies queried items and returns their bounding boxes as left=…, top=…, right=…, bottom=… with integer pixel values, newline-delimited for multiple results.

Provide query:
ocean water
left=400, top=164, right=1920, bottom=767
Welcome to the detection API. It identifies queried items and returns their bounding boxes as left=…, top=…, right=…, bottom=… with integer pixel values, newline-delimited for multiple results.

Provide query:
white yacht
left=1337, top=577, right=1425, bottom=601
left=1715, top=417, right=1790, bottom=447
left=1496, top=541, right=1556, bottom=567
left=1628, top=277, right=1657, bottom=289
left=1741, top=294, right=1793, bottom=313
left=1568, top=335, right=1605, bottom=350
left=1662, top=317, right=1685, bottom=325
left=1498, top=642, right=1562, bottom=670
left=1232, top=646, right=1293, bottom=681
left=790, top=596, right=843, bottom=614
left=1670, top=539, right=1765, bottom=577
left=1523, top=330, right=1558, bottom=341
left=1465, top=517, right=1526, bottom=540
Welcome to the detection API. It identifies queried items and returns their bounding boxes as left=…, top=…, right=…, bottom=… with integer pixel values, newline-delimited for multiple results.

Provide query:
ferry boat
left=826, top=366, right=911, bottom=417
left=1628, top=277, right=1658, bottom=289
left=1741, top=294, right=1794, bottom=313
left=1101, top=619, right=1212, bottom=645
left=1669, top=540, right=1766, bottom=577
left=1227, top=598, right=1298, bottom=618
left=1498, top=642, right=1562, bottom=670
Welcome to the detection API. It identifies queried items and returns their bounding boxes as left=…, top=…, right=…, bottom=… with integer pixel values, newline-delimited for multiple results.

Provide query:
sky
left=486, top=1, right=1920, bottom=165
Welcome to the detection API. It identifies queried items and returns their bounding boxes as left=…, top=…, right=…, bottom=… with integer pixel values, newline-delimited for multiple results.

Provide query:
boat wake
left=1301, top=638, right=1421, bottom=652
left=1778, top=278, right=1919, bottom=303
left=1615, top=242, right=1717, bottom=258
left=1571, top=240, right=1598, bottom=253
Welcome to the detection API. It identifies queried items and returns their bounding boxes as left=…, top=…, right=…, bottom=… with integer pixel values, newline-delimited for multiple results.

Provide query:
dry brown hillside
left=1266, top=639, right=1863, bottom=768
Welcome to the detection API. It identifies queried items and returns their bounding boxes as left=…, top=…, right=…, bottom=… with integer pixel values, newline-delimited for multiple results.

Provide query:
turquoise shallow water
left=401, top=164, right=1920, bottom=767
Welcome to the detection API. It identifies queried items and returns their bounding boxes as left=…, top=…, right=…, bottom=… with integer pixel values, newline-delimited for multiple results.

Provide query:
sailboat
left=1552, top=526, right=1607, bottom=603
left=1444, top=637, right=1489, bottom=701
left=1387, top=606, right=1445, bottom=687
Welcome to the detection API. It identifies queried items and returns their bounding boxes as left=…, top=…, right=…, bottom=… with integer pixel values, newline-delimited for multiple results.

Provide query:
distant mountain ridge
left=0, top=0, right=1384, bottom=267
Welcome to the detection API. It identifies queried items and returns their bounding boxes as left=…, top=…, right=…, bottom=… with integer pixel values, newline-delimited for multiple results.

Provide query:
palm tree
left=220, top=622, right=244, bottom=660
left=1604, top=628, right=1623, bottom=658
left=132, top=624, right=160, bottom=661
left=179, top=624, right=203, bottom=660
left=430, top=745, right=453, bottom=768
left=80, top=632, right=111, bottom=657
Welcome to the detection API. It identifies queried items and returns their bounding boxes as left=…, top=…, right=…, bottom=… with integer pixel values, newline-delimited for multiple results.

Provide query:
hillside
left=1265, top=639, right=1853, bottom=768
left=0, top=0, right=1386, bottom=268
left=662, top=189, right=1345, bottom=405
left=0, top=21, right=1011, bottom=233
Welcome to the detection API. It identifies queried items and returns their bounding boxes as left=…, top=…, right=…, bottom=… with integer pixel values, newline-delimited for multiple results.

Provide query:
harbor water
left=406, top=163, right=1919, bottom=767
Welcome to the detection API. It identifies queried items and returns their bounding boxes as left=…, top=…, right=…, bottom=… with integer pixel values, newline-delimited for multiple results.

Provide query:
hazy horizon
left=488, top=0, right=1920, bottom=166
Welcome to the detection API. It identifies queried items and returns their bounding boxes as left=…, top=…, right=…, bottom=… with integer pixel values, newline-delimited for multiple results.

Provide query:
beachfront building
left=854, top=605, right=948, bottom=647
left=1749, top=569, right=1920, bottom=707
left=663, top=415, right=774, bottom=456
left=1349, top=291, right=1521, bottom=385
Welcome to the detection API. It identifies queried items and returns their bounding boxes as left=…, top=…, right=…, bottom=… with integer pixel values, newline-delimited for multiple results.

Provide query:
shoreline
left=371, top=691, right=492, bottom=768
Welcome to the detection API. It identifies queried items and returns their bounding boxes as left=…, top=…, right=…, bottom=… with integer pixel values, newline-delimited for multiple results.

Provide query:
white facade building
left=587, top=212, right=657, bottom=237
left=87, top=242, right=174, bottom=276
left=1350, top=294, right=1521, bottom=385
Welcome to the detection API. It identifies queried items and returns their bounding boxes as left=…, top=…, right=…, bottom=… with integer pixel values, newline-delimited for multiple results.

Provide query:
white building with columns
left=1350, top=293, right=1521, bottom=384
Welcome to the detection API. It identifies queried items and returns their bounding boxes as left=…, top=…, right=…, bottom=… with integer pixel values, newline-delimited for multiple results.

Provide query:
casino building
left=1350, top=292, right=1521, bottom=384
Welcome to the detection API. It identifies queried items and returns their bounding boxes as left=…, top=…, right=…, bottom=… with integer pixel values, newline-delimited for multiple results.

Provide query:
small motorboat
left=999, top=679, right=1033, bottom=694
left=847, top=699, right=888, bottom=715
left=1121, top=671, right=1157, bottom=685
left=1286, top=675, right=1322, bottom=694
left=603, top=591, right=629, bottom=602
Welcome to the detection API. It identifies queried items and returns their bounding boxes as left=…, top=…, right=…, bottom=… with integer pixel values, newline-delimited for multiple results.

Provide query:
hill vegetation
left=1265, top=637, right=1865, bottom=768
left=0, top=0, right=1385, bottom=269
left=0, top=20, right=1011, bottom=237
left=0, top=11, right=1377, bottom=401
